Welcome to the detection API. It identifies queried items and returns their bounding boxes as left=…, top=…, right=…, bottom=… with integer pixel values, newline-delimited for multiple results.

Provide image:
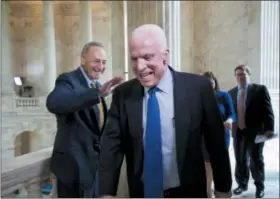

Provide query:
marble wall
left=8, top=1, right=44, bottom=93
left=4, top=1, right=113, bottom=96
left=180, top=1, right=194, bottom=73
left=54, top=1, right=112, bottom=84
left=3, top=1, right=262, bottom=93
left=192, top=1, right=261, bottom=89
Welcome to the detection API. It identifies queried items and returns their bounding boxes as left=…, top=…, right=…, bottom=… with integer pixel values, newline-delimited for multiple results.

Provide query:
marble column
left=43, top=1, right=57, bottom=93
left=163, top=1, right=181, bottom=71
left=79, top=1, right=93, bottom=48
left=260, top=1, right=279, bottom=91
left=1, top=2, right=15, bottom=95
left=180, top=1, right=194, bottom=73
left=111, top=2, right=126, bottom=79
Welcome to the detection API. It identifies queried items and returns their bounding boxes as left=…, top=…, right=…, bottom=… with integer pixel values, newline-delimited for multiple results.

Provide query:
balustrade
left=14, top=98, right=40, bottom=108
left=1, top=146, right=129, bottom=198
left=1, top=147, right=56, bottom=198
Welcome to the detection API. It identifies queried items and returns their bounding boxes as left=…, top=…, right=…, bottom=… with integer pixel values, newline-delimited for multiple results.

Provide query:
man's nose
left=97, top=62, right=105, bottom=70
left=136, top=59, right=146, bottom=70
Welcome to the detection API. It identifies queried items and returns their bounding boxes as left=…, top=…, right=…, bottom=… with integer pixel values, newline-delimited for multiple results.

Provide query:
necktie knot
left=148, top=87, right=158, bottom=96
left=239, top=85, right=246, bottom=90
left=91, top=81, right=99, bottom=88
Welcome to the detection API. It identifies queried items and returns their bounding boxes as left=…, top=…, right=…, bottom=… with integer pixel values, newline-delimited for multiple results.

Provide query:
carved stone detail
left=26, top=180, right=42, bottom=198
left=49, top=173, right=57, bottom=198
left=54, top=2, right=80, bottom=16
left=9, top=3, right=42, bottom=18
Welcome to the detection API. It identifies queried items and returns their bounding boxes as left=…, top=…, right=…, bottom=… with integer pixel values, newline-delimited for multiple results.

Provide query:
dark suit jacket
left=99, top=68, right=232, bottom=197
left=46, top=68, right=107, bottom=189
left=228, top=83, right=274, bottom=138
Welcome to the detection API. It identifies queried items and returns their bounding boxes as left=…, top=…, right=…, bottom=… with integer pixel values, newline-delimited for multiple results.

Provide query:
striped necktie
left=237, top=87, right=246, bottom=129
left=91, top=82, right=104, bottom=130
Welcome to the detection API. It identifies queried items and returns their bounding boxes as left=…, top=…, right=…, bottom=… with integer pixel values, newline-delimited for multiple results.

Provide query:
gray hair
left=81, top=41, right=104, bottom=57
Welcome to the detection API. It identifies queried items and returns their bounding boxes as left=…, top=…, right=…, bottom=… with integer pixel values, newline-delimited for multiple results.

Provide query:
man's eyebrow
left=95, top=58, right=107, bottom=61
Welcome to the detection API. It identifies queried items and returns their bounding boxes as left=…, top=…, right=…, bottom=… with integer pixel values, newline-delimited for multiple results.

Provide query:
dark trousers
left=57, top=180, right=81, bottom=198
left=57, top=178, right=97, bottom=198
left=233, top=128, right=265, bottom=190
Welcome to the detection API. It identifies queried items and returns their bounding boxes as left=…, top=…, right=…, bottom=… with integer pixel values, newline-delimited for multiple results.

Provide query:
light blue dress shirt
left=142, top=68, right=180, bottom=190
left=80, top=66, right=94, bottom=87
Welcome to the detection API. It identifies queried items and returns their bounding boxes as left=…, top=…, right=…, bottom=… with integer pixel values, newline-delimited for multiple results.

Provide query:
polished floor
left=231, top=137, right=279, bottom=198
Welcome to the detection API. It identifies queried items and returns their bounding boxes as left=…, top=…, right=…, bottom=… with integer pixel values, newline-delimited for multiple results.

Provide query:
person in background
left=46, top=41, right=123, bottom=198
left=202, top=71, right=236, bottom=198
left=229, top=64, right=274, bottom=198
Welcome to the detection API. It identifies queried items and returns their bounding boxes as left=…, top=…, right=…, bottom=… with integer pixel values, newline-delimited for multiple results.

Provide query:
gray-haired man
left=46, top=41, right=123, bottom=198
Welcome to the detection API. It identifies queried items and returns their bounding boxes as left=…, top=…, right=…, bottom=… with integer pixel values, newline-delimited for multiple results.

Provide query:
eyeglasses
left=235, top=73, right=246, bottom=77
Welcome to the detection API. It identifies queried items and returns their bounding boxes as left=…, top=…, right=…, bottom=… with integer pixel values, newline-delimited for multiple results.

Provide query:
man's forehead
left=130, top=46, right=157, bottom=57
left=87, top=46, right=106, bottom=58
left=130, top=38, right=158, bottom=53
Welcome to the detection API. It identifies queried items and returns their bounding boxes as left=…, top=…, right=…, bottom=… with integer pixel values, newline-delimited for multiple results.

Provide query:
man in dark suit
left=98, top=24, right=232, bottom=198
left=46, top=41, right=122, bottom=198
left=228, top=64, right=274, bottom=198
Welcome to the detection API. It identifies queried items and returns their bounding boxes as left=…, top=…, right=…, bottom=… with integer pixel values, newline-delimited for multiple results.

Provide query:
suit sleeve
left=224, top=92, right=236, bottom=122
left=201, top=80, right=232, bottom=193
left=99, top=88, right=124, bottom=196
left=261, top=85, right=274, bottom=132
left=46, top=73, right=101, bottom=114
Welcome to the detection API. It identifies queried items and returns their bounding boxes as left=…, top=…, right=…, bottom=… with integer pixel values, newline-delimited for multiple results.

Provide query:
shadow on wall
left=14, top=131, right=41, bottom=157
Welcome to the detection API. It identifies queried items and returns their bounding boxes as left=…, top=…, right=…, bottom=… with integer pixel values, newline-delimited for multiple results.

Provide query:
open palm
left=100, top=76, right=123, bottom=97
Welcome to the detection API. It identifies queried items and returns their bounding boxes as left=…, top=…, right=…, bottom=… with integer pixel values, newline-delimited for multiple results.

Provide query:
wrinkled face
left=81, top=46, right=106, bottom=80
left=235, top=69, right=249, bottom=86
left=129, top=37, right=169, bottom=88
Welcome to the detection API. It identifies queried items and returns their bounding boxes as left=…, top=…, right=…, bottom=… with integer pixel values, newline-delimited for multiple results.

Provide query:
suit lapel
left=95, top=81, right=108, bottom=132
left=171, top=70, right=192, bottom=173
left=126, top=81, right=144, bottom=175
left=73, top=68, right=98, bottom=131
left=126, top=81, right=144, bottom=139
left=245, top=84, right=254, bottom=108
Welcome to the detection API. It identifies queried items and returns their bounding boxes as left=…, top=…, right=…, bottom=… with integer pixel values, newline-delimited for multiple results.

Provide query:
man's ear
left=163, top=49, right=169, bottom=65
left=81, top=57, right=86, bottom=65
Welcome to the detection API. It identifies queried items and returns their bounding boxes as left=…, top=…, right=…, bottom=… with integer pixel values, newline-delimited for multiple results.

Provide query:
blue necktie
left=144, top=87, right=164, bottom=198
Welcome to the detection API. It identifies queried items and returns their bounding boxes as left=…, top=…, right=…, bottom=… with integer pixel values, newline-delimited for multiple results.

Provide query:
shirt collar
left=144, top=67, right=173, bottom=95
left=238, top=83, right=250, bottom=90
left=79, top=66, right=95, bottom=87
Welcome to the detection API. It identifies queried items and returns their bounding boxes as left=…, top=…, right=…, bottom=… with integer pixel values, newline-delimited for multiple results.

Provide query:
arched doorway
left=14, top=131, right=41, bottom=157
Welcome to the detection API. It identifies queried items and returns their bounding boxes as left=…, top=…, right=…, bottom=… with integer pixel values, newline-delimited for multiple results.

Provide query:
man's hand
left=99, top=76, right=123, bottom=97
left=264, top=130, right=274, bottom=138
left=224, top=118, right=233, bottom=130
left=214, top=190, right=232, bottom=198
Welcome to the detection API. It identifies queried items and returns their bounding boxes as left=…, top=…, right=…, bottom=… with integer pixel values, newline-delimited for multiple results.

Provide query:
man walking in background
left=229, top=64, right=275, bottom=198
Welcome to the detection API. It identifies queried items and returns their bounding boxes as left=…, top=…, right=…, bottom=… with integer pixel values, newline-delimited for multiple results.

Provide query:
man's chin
left=90, top=74, right=100, bottom=80
left=139, top=80, right=156, bottom=88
